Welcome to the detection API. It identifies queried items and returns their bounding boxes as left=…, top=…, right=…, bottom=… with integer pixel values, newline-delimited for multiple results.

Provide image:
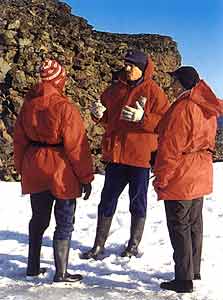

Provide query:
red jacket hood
left=25, top=81, right=62, bottom=100
left=188, top=80, right=223, bottom=118
left=143, top=56, right=154, bottom=80
left=24, top=81, right=65, bottom=109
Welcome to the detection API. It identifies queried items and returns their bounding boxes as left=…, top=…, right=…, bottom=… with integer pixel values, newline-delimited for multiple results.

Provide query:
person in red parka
left=81, top=50, right=170, bottom=260
left=13, top=59, right=94, bottom=283
left=153, top=66, right=223, bottom=293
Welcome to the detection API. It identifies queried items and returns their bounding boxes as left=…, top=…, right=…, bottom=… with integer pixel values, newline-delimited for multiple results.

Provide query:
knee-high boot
left=26, top=224, right=46, bottom=278
left=53, top=239, right=82, bottom=283
left=81, top=215, right=113, bottom=259
left=121, top=216, right=146, bottom=257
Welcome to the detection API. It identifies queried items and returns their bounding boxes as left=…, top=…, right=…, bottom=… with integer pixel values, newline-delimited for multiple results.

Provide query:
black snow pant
left=164, top=197, right=203, bottom=280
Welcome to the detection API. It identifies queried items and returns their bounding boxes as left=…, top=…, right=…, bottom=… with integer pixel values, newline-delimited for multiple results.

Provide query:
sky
left=0, top=163, right=223, bottom=299
left=64, top=0, right=223, bottom=98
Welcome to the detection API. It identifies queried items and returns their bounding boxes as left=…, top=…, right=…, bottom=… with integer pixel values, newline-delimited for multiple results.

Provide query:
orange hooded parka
left=154, top=80, right=223, bottom=200
left=97, top=56, right=170, bottom=168
left=13, top=81, right=94, bottom=199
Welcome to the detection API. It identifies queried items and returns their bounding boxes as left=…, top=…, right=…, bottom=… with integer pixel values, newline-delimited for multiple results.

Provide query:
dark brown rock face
left=214, top=129, right=223, bottom=162
left=0, top=0, right=220, bottom=181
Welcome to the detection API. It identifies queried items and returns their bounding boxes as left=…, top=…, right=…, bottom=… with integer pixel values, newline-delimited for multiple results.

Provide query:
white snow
left=0, top=163, right=223, bottom=300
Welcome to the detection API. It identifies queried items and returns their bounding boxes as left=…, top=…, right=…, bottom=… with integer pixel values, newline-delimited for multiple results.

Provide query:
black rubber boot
left=26, top=267, right=47, bottom=280
left=121, top=216, right=145, bottom=258
left=81, top=215, right=113, bottom=260
left=53, top=240, right=83, bottom=283
left=160, top=280, right=193, bottom=293
left=26, top=230, right=44, bottom=277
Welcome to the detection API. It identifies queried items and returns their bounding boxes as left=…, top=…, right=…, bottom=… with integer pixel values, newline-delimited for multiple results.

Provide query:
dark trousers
left=29, top=191, right=76, bottom=241
left=27, top=191, right=76, bottom=275
left=164, top=198, right=203, bottom=280
left=98, top=163, right=150, bottom=218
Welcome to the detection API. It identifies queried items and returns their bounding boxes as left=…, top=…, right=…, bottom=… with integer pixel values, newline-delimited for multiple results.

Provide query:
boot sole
left=52, top=280, right=82, bottom=287
left=161, top=286, right=193, bottom=293
left=160, top=283, right=193, bottom=293
left=26, top=268, right=47, bottom=281
left=80, top=250, right=105, bottom=260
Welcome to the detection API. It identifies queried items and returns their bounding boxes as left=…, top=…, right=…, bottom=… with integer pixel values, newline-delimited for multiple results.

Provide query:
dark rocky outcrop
left=0, top=0, right=221, bottom=180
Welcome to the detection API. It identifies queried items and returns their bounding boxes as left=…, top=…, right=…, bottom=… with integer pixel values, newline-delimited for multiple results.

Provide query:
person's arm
left=140, top=83, right=170, bottom=132
left=13, top=106, right=30, bottom=174
left=61, top=103, right=94, bottom=185
left=153, top=102, right=194, bottom=189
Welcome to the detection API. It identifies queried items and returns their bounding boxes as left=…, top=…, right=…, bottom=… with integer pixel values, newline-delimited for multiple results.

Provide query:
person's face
left=125, top=63, right=143, bottom=81
left=171, top=77, right=185, bottom=98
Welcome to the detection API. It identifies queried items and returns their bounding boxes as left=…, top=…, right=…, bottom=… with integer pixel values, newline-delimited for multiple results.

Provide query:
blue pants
left=29, top=191, right=76, bottom=241
left=98, top=163, right=150, bottom=218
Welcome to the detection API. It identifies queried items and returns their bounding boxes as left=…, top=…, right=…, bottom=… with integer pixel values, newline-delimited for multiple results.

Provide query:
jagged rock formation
left=214, top=129, right=223, bottom=161
left=0, top=0, right=221, bottom=180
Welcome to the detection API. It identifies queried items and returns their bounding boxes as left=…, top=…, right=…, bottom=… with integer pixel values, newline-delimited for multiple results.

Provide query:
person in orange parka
left=153, top=66, right=223, bottom=293
left=81, top=50, right=170, bottom=260
left=13, top=59, right=94, bottom=283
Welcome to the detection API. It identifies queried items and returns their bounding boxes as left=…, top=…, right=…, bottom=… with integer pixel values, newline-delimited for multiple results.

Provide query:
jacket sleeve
left=140, top=83, right=170, bottom=132
left=62, top=103, right=94, bottom=184
left=154, top=102, right=194, bottom=186
left=13, top=106, right=29, bottom=174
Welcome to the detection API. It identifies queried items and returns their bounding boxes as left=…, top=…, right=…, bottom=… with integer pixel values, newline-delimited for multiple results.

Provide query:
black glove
left=149, top=150, right=157, bottom=169
left=81, top=183, right=92, bottom=200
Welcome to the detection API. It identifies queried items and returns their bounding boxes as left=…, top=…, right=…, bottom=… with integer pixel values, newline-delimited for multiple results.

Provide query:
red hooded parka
left=97, top=57, right=170, bottom=168
left=154, top=80, right=223, bottom=200
left=13, top=81, right=94, bottom=199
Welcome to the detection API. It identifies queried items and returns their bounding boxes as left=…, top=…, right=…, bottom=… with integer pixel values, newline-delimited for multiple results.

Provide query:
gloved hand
left=81, top=183, right=92, bottom=200
left=153, top=177, right=168, bottom=190
left=91, top=101, right=106, bottom=119
left=120, top=100, right=145, bottom=122
left=138, top=96, right=147, bottom=108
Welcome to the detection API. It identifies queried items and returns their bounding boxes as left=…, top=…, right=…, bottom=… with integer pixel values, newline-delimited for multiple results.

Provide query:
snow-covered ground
left=0, top=163, right=223, bottom=300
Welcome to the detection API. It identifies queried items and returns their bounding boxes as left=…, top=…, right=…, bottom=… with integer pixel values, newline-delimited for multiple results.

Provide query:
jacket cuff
left=80, top=174, right=94, bottom=184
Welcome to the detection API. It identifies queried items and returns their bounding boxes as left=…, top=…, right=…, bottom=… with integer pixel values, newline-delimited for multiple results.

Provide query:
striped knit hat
left=40, top=59, right=66, bottom=85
